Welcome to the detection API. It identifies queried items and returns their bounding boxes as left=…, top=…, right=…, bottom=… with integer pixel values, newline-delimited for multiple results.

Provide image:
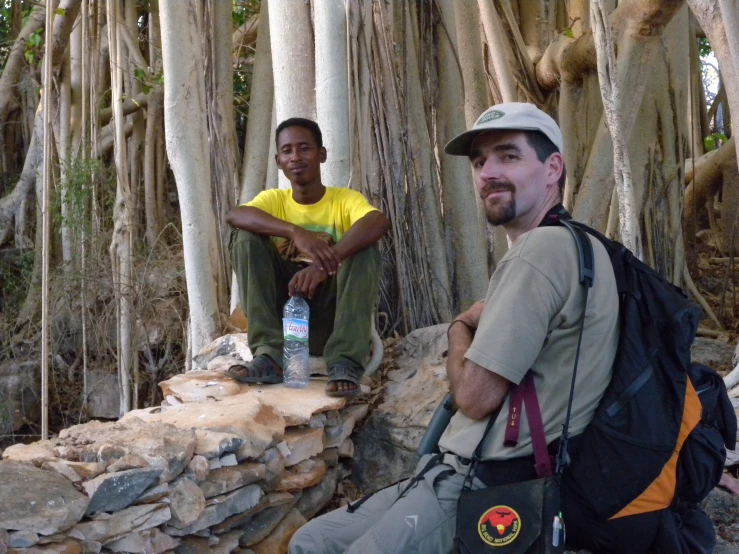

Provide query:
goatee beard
left=486, top=202, right=516, bottom=226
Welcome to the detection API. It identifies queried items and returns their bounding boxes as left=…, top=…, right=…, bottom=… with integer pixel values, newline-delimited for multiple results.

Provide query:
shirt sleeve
left=341, top=189, right=380, bottom=228
left=243, top=190, right=281, bottom=217
left=465, top=252, right=565, bottom=385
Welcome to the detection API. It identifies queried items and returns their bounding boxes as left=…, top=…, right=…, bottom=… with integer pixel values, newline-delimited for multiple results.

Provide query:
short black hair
left=524, top=131, right=566, bottom=198
left=275, top=118, right=323, bottom=149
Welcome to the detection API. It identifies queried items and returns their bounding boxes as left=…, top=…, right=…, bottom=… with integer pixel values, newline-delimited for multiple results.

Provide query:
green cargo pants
left=228, top=229, right=382, bottom=368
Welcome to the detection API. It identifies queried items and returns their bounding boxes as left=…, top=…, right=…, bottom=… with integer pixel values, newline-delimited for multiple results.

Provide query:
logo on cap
left=478, top=505, right=521, bottom=547
left=478, top=110, right=505, bottom=125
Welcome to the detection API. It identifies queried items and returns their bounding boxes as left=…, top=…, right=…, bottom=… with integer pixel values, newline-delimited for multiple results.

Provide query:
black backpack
left=550, top=216, right=736, bottom=551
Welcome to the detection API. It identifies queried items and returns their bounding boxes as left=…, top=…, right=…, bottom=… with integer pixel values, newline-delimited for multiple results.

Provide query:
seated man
left=226, top=117, right=389, bottom=397
left=288, top=103, right=620, bottom=553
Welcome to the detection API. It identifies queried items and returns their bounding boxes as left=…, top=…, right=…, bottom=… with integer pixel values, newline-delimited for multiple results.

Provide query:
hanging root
left=683, top=264, right=725, bottom=331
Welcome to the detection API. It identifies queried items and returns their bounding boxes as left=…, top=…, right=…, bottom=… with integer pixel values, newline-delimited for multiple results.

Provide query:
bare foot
left=325, top=380, right=359, bottom=395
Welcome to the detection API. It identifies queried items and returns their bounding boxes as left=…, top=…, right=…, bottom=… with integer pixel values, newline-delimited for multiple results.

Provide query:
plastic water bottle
left=282, top=296, right=310, bottom=388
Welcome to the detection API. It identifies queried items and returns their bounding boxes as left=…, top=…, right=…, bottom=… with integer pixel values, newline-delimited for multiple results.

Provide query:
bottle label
left=283, top=318, right=309, bottom=342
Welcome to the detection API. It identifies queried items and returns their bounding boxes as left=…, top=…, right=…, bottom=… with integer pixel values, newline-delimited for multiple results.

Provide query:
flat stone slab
left=125, top=395, right=284, bottom=461
left=68, top=504, right=171, bottom=544
left=165, top=484, right=264, bottom=536
left=59, top=418, right=196, bottom=484
left=200, top=462, right=267, bottom=498
left=159, top=371, right=347, bottom=426
left=8, top=538, right=83, bottom=554
left=104, top=528, right=179, bottom=554
left=1, top=442, right=59, bottom=467
left=83, top=468, right=162, bottom=517
left=193, top=430, right=243, bottom=459
left=296, top=467, right=339, bottom=520
left=283, top=427, right=324, bottom=467
left=175, top=530, right=242, bottom=554
left=159, top=371, right=243, bottom=402
left=0, top=461, right=88, bottom=535
left=167, top=478, right=205, bottom=529
left=275, top=458, right=327, bottom=492
left=249, top=509, right=306, bottom=554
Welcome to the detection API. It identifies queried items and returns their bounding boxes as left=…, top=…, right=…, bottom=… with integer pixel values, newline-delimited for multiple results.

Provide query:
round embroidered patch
left=478, top=505, right=521, bottom=547
left=478, top=110, right=505, bottom=124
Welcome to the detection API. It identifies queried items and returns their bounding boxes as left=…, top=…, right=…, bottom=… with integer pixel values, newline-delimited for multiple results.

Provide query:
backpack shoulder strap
left=559, top=220, right=594, bottom=288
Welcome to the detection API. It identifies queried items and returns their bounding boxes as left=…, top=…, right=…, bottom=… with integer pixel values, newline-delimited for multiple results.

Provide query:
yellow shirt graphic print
left=244, top=187, right=378, bottom=243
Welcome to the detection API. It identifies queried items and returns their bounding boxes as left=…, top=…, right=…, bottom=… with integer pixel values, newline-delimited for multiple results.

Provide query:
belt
left=448, top=434, right=583, bottom=487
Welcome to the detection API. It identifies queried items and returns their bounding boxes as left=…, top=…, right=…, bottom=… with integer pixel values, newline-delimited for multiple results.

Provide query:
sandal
left=326, top=361, right=364, bottom=398
left=226, top=354, right=283, bottom=384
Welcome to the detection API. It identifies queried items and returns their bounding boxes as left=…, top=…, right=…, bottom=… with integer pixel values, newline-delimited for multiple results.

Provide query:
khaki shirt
left=438, top=226, right=619, bottom=460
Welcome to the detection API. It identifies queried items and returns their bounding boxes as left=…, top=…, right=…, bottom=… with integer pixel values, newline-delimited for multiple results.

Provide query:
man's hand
left=288, top=265, right=329, bottom=299
left=291, top=227, right=341, bottom=275
left=460, top=300, right=485, bottom=329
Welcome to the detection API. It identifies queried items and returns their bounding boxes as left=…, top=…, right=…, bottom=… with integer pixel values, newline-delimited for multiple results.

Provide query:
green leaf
left=704, top=135, right=716, bottom=151
left=141, top=84, right=151, bottom=95
left=717, top=133, right=729, bottom=143
left=564, top=28, right=575, bottom=38
left=29, top=32, right=42, bottom=48
left=134, top=68, right=146, bottom=81
left=55, top=7, right=66, bottom=16
left=24, top=50, right=35, bottom=65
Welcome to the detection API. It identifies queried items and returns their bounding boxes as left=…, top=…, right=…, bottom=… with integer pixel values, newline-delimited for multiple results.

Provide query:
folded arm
left=447, top=302, right=511, bottom=421
left=333, top=210, right=390, bottom=262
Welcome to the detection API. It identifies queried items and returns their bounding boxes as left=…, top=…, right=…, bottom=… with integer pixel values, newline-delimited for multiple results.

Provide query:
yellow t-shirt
left=244, top=187, right=378, bottom=242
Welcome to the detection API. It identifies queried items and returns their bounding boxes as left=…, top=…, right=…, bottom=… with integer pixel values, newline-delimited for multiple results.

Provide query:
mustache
left=480, top=182, right=515, bottom=197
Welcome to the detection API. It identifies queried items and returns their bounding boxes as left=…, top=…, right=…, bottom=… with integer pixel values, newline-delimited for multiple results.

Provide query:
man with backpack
left=289, top=103, right=631, bottom=553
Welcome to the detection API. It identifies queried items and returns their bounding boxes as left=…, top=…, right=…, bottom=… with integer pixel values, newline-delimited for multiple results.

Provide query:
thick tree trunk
left=160, top=0, right=223, bottom=357
left=435, top=1, right=490, bottom=310
left=269, top=0, right=315, bottom=190
left=239, top=0, right=274, bottom=204
left=315, top=0, right=351, bottom=189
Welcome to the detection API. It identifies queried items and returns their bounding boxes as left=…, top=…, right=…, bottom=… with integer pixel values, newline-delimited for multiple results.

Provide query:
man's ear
left=547, top=152, right=564, bottom=185
left=275, top=153, right=282, bottom=170
left=319, top=147, right=327, bottom=163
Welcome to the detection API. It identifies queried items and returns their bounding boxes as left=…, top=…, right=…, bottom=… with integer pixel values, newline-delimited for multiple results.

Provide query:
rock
left=275, top=458, right=327, bottom=492
left=159, top=371, right=243, bottom=402
left=212, top=492, right=296, bottom=534
left=8, top=538, right=82, bottom=554
left=200, top=462, right=267, bottom=498
left=175, top=530, right=242, bottom=554
left=353, top=324, right=449, bottom=492
left=207, top=356, right=246, bottom=374
left=167, top=478, right=206, bottom=529
left=338, top=439, right=354, bottom=458
left=105, top=529, right=179, bottom=554
left=308, top=413, right=327, bottom=429
left=41, top=461, right=81, bottom=482
left=324, top=404, right=368, bottom=449
left=296, top=468, right=339, bottom=519
left=85, top=370, right=120, bottom=419
left=193, top=334, right=252, bottom=370
left=1, top=442, right=58, bottom=467
left=106, top=453, right=150, bottom=473
left=0, top=360, right=40, bottom=435
left=68, top=504, right=171, bottom=544
left=0, top=461, right=88, bottom=535
left=283, top=427, right=324, bottom=467
left=220, top=453, right=238, bottom=467
left=8, top=531, right=39, bottom=548
left=135, top=482, right=170, bottom=504
left=249, top=509, right=306, bottom=554
left=59, top=418, right=196, bottom=484
left=95, top=443, right=129, bottom=463
left=164, top=484, right=263, bottom=536
left=209, top=457, right=222, bottom=470
left=124, top=395, right=284, bottom=461
left=184, top=455, right=209, bottom=483
left=247, top=381, right=347, bottom=426
left=193, top=430, right=243, bottom=459
left=703, top=488, right=739, bottom=526
left=79, top=541, right=101, bottom=554
left=256, top=448, right=285, bottom=490
left=692, top=337, right=735, bottom=373
left=319, top=447, right=339, bottom=468
left=83, top=468, right=162, bottom=517
left=1, top=529, right=8, bottom=554
left=239, top=501, right=298, bottom=548
left=61, top=462, right=108, bottom=480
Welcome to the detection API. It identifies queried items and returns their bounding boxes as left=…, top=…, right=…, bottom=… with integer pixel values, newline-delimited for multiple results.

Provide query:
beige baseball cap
left=444, top=102, right=563, bottom=156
